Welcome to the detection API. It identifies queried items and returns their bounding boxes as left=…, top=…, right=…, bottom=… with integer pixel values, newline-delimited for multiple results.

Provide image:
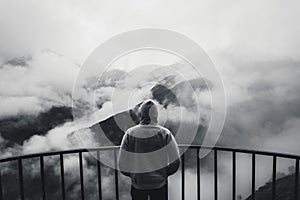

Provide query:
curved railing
left=0, top=145, right=299, bottom=200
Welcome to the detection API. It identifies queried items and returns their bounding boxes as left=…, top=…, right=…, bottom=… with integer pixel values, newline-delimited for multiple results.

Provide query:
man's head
left=138, top=100, right=158, bottom=125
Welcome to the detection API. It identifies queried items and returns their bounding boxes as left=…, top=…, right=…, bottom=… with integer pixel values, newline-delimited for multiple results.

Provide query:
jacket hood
left=138, top=100, right=158, bottom=125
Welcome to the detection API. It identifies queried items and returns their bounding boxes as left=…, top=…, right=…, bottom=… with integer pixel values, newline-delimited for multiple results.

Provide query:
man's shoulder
left=125, top=126, right=136, bottom=133
left=126, top=124, right=171, bottom=135
left=125, top=125, right=139, bottom=134
left=157, top=125, right=171, bottom=134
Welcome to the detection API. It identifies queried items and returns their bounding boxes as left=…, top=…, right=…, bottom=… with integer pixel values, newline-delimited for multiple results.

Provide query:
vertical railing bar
left=96, top=151, right=102, bottom=200
left=113, top=150, right=119, bottom=200
left=252, top=153, right=256, bottom=200
left=18, top=159, right=25, bottom=200
left=214, top=150, right=218, bottom=200
left=197, top=149, right=200, bottom=200
left=232, top=151, right=236, bottom=200
left=272, top=156, right=277, bottom=200
left=295, top=158, right=299, bottom=200
left=60, top=154, right=66, bottom=200
left=40, top=156, right=46, bottom=200
left=182, top=153, right=185, bottom=200
left=166, top=178, right=169, bottom=200
left=0, top=166, right=3, bottom=200
left=79, top=152, right=85, bottom=200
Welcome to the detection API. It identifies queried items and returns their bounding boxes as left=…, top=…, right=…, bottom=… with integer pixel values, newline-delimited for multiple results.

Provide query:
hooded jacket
left=118, top=100, right=181, bottom=189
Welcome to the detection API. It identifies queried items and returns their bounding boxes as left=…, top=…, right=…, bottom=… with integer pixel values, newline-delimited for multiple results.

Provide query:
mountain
left=0, top=74, right=210, bottom=148
left=0, top=106, right=73, bottom=146
left=4, top=55, right=32, bottom=67
left=90, top=104, right=140, bottom=146
left=85, top=69, right=127, bottom=89
left=151, top=77, right=212, bottom=108
left=88, top=77, right=210, bottom=146
left=246, top=173, right=300, bottom=200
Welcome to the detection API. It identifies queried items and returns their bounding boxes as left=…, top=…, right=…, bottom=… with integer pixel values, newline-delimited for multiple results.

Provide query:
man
left=118, top=99, right=181, bottom=200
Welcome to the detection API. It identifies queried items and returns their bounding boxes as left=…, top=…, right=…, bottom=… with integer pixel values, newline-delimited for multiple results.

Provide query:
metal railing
left=0, top=145, right=299, bottom=200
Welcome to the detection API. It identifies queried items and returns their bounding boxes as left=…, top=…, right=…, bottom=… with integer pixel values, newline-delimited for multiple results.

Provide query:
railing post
left=182, top=153, right=185, bottom=200
left=232, top=151, right=236, bottom=200
left=166, top=179, right=169, bottom=200
left=272, top=156, right=277, bottom=200
left=40, top=156, right=46, bottom=200
left=0, top=167, right=3, bottom=200
left=113, top=150, right=119, bottom=200
left=197, top=149, right=200, bottom=200
left=60, top=154, right=65, bottom=200
left=79, top=152, right=85, bottom=200
left=18, top=159, right=25, bottom=200
left=252, top=153, right=256, bottom=200
left=214, top=150, right=218, bottom=200
left=96, top=151, right=102, bottom=200
left=295, top=159, right=299, bottom=200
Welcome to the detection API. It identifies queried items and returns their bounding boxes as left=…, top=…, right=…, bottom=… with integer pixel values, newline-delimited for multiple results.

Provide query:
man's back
left=125, top=124, right=171, bottom=153
left=120, top=124, right=180, bottom=189
left=118, top=100, right=180, bottom=199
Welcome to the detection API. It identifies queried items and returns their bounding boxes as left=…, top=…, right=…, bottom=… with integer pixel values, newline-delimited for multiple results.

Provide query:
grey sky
left=0, top=0, right=300, bottom=63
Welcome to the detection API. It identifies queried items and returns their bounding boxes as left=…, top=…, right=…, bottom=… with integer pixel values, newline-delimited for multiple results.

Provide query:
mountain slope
left=0, top=106, right=73, bottom=146
left=88, top=77, right=210, bottom=146
left=246, top=173, right=300, bottom=200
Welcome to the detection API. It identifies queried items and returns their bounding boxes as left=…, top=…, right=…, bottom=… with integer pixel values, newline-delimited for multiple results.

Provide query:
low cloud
left=0, top=51, right=79, bottom=118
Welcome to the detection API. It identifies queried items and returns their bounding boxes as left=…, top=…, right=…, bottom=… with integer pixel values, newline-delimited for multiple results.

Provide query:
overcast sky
left=0, top=0, right=300, bottom=64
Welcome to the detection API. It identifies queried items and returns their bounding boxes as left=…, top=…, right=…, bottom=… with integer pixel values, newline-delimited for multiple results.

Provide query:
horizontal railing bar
left=1, top=145, right=300, bottom=163
left=180, top=145, right=300, bottom=159
left=0, top=146, right=120, bottom=163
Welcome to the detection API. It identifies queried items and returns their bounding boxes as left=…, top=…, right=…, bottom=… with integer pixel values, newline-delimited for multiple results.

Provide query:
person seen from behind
left=118, top=99, right=181, bottom=200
